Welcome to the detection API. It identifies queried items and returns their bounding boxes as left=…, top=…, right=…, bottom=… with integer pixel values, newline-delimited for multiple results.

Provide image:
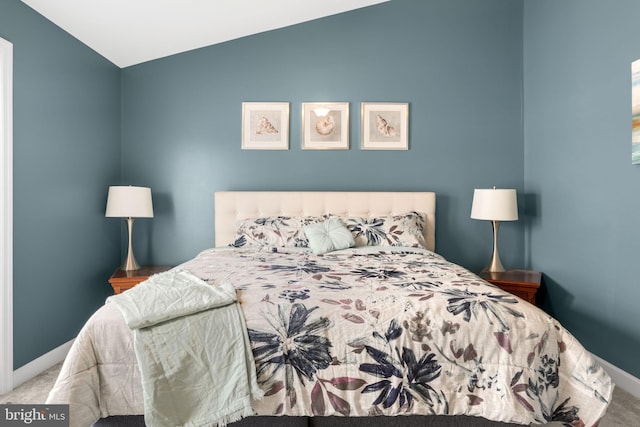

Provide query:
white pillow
left=304, top=217, right=355, bottom=254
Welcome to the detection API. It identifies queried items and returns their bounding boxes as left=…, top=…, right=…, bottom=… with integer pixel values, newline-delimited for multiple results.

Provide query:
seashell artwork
left=255, top=116, right=279, bottom=134
left=361, top=103, right=407, bottom=149
left=242, top=102, right=289, bottom=149
left=315, top=115, right=335, bottom=136
left=375, top=114, right=397, bottom=137
left=302, top=102, right=348, bottom=149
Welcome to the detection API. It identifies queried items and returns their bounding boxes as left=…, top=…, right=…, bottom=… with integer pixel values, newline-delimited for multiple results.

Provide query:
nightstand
left=479, top=269, right=541, bottom=306
left=108, top=265, right=173, bottom=294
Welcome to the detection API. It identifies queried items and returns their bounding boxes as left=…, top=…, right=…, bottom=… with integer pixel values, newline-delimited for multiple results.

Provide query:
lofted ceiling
left=21, top=0, right=389, bottom=68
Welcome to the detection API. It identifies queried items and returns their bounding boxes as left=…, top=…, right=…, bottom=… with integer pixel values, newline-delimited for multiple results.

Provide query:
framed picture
left=361, top=102, right=409, bottom=150
left=242, top=102, right=289, bottom=150
left=302, top=102, right=349, bottom=150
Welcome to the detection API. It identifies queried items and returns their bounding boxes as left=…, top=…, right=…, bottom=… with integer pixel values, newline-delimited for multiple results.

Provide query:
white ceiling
left=21, top=0, right=389, bottom=68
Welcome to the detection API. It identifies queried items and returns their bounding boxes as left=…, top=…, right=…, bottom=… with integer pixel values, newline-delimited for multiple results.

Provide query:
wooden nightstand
left=108, top=265, right=173, bottom=294
left=479, top=269, right=542, bottom=306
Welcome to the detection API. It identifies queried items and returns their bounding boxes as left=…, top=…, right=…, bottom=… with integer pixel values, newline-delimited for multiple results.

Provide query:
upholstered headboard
left=214, top=191, right=436, bottom=251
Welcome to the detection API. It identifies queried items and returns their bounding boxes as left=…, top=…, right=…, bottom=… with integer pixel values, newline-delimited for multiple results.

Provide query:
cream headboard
left=214, top=191, right=436, bottom=251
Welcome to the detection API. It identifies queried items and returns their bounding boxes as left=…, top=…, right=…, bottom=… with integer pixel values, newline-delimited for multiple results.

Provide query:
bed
left=46, top=191, right=613, bottom=427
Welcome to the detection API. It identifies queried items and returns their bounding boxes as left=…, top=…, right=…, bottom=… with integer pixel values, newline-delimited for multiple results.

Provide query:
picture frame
left=242, top=102, right=289, bottom=150
left=302, top=102, right=349, bottom=150
left=361, top=102, right=409, bottom=150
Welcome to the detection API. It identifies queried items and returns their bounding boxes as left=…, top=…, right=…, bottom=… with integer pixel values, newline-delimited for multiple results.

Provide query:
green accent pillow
left=304, top=217, right=355, bottom=254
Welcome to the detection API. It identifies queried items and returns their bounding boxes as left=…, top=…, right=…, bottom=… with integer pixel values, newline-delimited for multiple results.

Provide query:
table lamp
left=470, top=188, right=518, bottom=273
left=105, top=186, right=154, bottom=270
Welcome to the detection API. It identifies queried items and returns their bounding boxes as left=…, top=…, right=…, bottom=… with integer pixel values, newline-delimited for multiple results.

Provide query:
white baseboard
left=11, top=339, right=74, bottom=390
left=593, top=354, right=640, bottom=400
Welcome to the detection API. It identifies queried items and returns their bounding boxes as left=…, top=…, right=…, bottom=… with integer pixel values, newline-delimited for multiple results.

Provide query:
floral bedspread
left=180, top=246, right=612, bottom=426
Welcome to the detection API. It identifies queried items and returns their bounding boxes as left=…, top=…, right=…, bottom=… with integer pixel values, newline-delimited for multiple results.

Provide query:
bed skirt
left=93, top=415, right=529, bottom=427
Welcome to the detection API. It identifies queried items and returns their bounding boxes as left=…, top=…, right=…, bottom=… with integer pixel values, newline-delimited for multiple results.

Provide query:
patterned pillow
left=343, top=211, right=427, bottom=248
left=230, top=215, right=328, bottom=248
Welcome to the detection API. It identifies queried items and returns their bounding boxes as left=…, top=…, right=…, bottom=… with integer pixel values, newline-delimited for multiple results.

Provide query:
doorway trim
left=0, top=37, right=14, bottom=394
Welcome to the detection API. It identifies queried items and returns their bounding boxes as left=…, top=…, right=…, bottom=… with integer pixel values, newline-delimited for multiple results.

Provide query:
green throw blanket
left=107, top=269, right=262, bottom=427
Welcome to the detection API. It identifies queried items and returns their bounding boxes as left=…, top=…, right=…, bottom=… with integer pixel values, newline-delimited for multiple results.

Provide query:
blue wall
left=122, top=0, right=525, bottom=272
left=0, top=0, right=121, bottom=368
left=4, top=0, right=639, bottom=384
left=524, top=0, right=640, bottom=377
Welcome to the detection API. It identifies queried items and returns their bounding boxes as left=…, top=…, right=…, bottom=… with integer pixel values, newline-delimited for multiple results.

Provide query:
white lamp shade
left=105, top=186, right=154, bottom=218
left=470, top=188, right=518, bottom=221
